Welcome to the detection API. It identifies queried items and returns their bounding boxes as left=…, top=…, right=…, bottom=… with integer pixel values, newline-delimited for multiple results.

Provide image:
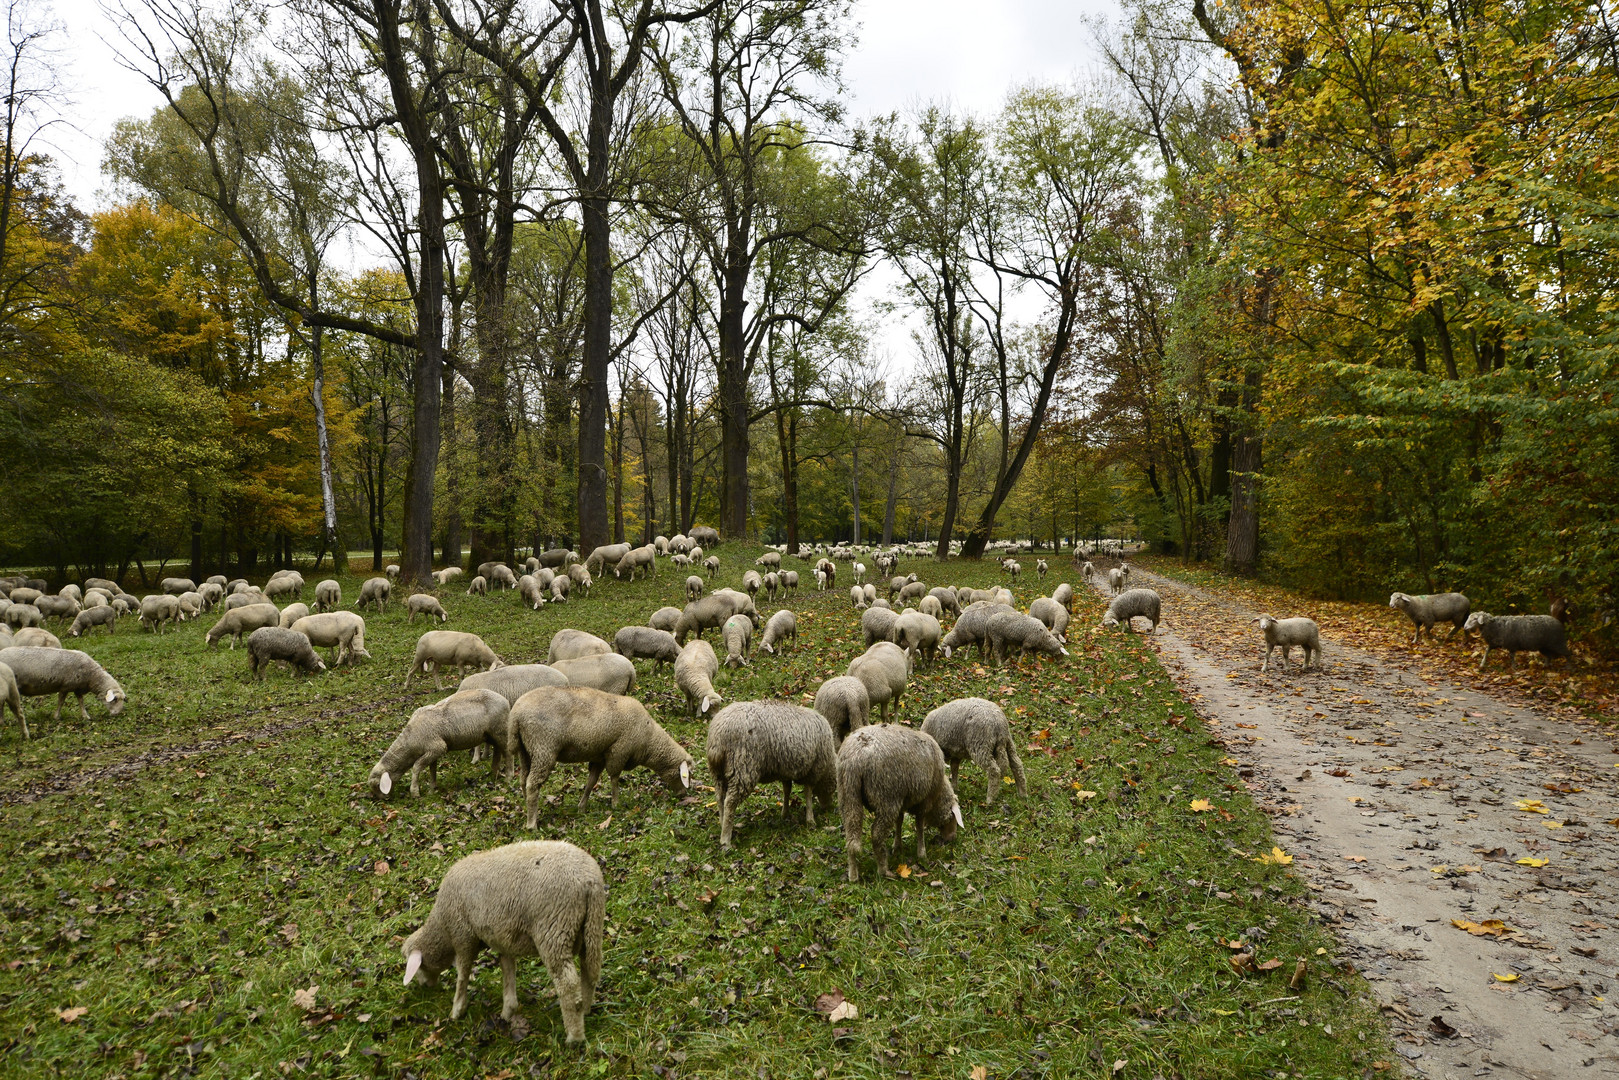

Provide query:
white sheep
left=290, top=612, right=372, bottom=665
left=547, top=629, right=612, bottom=664
left=551, top=653, right=638, bottom=696
left=0, top=646, right=125, bottom=723
left=612, top=626, right=681, bottom=669
left=206, top=603, right=280, bottom=649
left=408, top=594, right=450, bottom=623
left=246, top=627, right=328, bottom=680
left=13, top=627, right=59, bottom=649
left=1388, top=592, right=1471, bottom=644
left=813, top=675, right=870, bottom=746
left=847, top=641, right=911, bottom=722
left=1254, top=615, right=1321, bottom=672
left=466, top=575, right=489, bottom=597
left=891, top=610, right=942, bottom=667
left=410, top=631, right=505, bottom=690
left=920, top=697, right=1026, bottom=805
left=356, top=577, right=391, bottom=612
left=138, top=594, right=182, bottom=634
left=315, top=579, right=341, bottom=611
left=517, top=575, right=546, bottom=610
left=706, top=700, right=837, bottom=848
left=758, top=610, right=797, bottom=655
left=648, top=606, right=683, bottom=634
left=460, top=664, right=569, bottom=707
left=1, top=660, right=25, bottom=738
left=1463, top=612, right=1571, bottom=671
left=675, top=639, right=722, bottom=716
left=369, top=688, right=511, bottom=796
left=549, top=576, right=571, bottom=604
left=722, top=613, right=753, bottom=668
left=837, top=724, right=960, bottom=883
left=1102, top=589, right=1161, bottom=633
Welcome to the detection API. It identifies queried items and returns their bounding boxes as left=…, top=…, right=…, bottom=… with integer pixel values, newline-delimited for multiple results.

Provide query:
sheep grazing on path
left=1102, top=589, right=1161, bottom=634
left=758, top=610, right=797, bottom=655
left=813, top=675, right=870, bottom=746
left=247, top=627, right=328, bottom=681
left=847, top=641, right=911, bottom=722
left=1107, top=568, right=1125, bottom=593
left=460, top=664, right=569, bottom=707
left=0, top=646, right=125, bottom=723
left=1464, top=612, right=1571, bottom=671
left=356, top=577, right=391, bottom=612
left=837, top=724, right=960, bottom=883
left=0, top=661, right=25, bottom=738
left=1079, top=562, right=1096, bottom=587
left=370, top=688, right=511, bottom=797
left=315, top=579, right=341, bottom=611
left=1388, top=592, right=1471, bottom=644
left=985, top=611, right=1068, bottom=665
left=278, top=603, right=311, bottom=629
left=613, top=626, right=681, bottom=669
left=1254, top=615, right=1321, bottom=673
left=706, top=700, right=837, bottom=849
left=408, top=594, right=449, bottom=623
left=548, top=629, right=612, bottom=664
left=410, top=631, right=505, bottom=690
left=290, top=612, right=371, bottom=665
left=402, top=840, right=603, bottom=1044
left=921, top=698, right=1026, bottom=805
left=509, top=686, right=693, bottom=823
left=722, top=614, right=753, bottom=667
left=675, top=640, right=722, bottom=717
left=206, top=603, right=280, bottom=649
left=551, top=653, right=638, bottom=696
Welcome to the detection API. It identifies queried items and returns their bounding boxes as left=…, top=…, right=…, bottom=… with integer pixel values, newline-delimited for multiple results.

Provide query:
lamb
left=781, top=570, right=798, bottom=595
left=566, top=565, right=592, bottom=597
left=584, top=543, right=631, bottom=575
left=206, top=603, right=281, bottom=649
left=552, top=653, right=638, bottom=696
left=0, top=661, right=22, bottom=738
left=985, top=611, right=1068, bottom=665
left=509, top=686, right=693, bottom=822
left=161, top=576, right=196, bottom=595
left=675, top=640, right=723, bottom=716
left=548, top=629, right=612, bottom=664
left=706, top=700, right=837, bottom=849
left=758, top=610, right=797, bottom=655
left=0, top=646, right=126, bottom=723
left=197, top=582, right=223, bottom=610
left=290, top=611, right=372, bottom=665
left=356, top=576, right=391, bottom=612
left=837, top=724, right=961, bottom=883
left=460, top=664, right=570, bottom=706
left=850, top=585, right=868, bottom=611
left=816, top=558, right=836, bottom=591
left=466, top=575, right=489, bottom=597
left=1102, top=589, right=1162, bottom=633
left=1107, top=568, right=1125, bottom=593
left=1253, top=615, right=1321, bottom=672
left=68, top=606, right=117, bottom=637
left=813, top=675, right=870, bottom=746
left=278, top=602, right=311, bottom=628
left=612, top=626, right=681, bottom=669
left=263, top=574, right=302, bottom=602
left=1463, top=612, right=1571, bottom=671
left=891, top=610, right=942, bottom=667
left=315, top=579, right=342, bottom=611
left=549, top=576, right=570, bottom=604
left=13, top=627, right=58, bottom=648
left=1027, top=597, right=1070, bottom=641
left=369, top=688, right=511, bottom=796
left=401, top=840, right=603, bottom=1044
left=1388, top=592, right=1471, bottom=644
left=138, top=594, right=182, bottom=633
left=648, top=606, right=683, bottom=633
left=246, top=626, right=328, bottom=680
left=860, top=606, right=901, bottom=648
left=918, top=594, right=943, bottom=620
left=763, top=572, right=780, bottom=603
left=489, top=565, right=518, bottom=591
left=686, top=575, right=705, bottom=603
left=1052, top=581, right=1075, bottom=613
left=847, top=641, right=911, bottom=722
left=704, top=555, right=720, bottom=577
left=517, top=575, right=546, bottom=610
left=940, top=602, right=1015, bottom=659
left=408, top=594, right=450, bottom=623
left=613, top=546, right=656, bottom=581
left=410, top=630, right=505, bottom=690
left=920, top=698, right=1026, bottom=805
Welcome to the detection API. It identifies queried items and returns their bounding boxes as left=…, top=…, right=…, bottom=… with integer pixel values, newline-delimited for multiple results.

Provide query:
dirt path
left=1097, top=567, right=1619, bottom=1080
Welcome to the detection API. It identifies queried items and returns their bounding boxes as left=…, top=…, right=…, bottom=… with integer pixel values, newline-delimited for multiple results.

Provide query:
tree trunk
left=576, top=194, right=611, bottom=551
left=935, top=447, right=961, bottom=561
left=881, top=429, right=901, bottom=546
left=310, top=321, right=339, bottom=569
left=1225, top=363, right=1263, bottom=574
left=717, top=261, right=750, bottom=540
left=611, top=393, right=625, bottom=544
left=440, top=361, right=462, bottom=568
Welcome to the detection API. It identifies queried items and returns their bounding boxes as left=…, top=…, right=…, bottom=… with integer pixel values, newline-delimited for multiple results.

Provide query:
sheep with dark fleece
left=1463, top=612, right=1571, bottom=671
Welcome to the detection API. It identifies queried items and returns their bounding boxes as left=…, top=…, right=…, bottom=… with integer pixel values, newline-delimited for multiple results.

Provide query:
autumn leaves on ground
left=0, top=549, right=1390, bottom=1079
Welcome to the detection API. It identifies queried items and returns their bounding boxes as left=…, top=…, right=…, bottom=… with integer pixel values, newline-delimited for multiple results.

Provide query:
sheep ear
left=379, top=772, right=392, bottom=795
left=700, top=698, right=711, bottom=715
left=942, top=644, right=952, bottom=659
left=404, top=950, right=422, bottom=985
left=1059, top=647, right=1069, bottom=657
left=952, top=803, right=964, bottom=827
left=680, top=760, right=691, bottom=788
left=106, top=690, right=118, bottom=702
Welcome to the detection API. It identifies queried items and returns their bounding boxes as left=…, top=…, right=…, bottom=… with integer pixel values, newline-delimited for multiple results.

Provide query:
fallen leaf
left=373, top=860, right=389, bottom=876
left=813, top=989, right=845, bottom=1014
left=970, top=1068, right=988, bottom=1080
left=1429, top=1015, right=1458, bottom=1038
left=1254, top=846, right=1293, bottom=866
left=1074, top=788, right=1097, bottom=800
left=292, top=986, right=319, bottom=1011
left=280, top=922, right=299, bottom=944
left=596, top=815, right=612, bottom=830
left=1256, top=958, right=1284, bottom=972
left=1452, top=919, right=1511, bottom=937
left=56, top=1006, right=87, bottom=1023
left=1343, top=855, right=1366, bottom=862
left=1515, top=800, right=1549, bottom=814
left=1492, top=973, right=1519, bottom=983
left=827, top=1001, right=858, bottom=1023
left=1516, top=857, right=1549, bottom=868
left=1190, top=799, right=1213, bottom=812
left=897, top=864, right=911, bottom=879
left=1112, top=1061, right=1127, bottom=1075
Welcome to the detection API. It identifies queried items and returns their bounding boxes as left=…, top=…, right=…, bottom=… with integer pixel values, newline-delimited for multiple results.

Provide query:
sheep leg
left=870, top=807, right=901, bottom=879
left=1278, top=645, right=1291, bottom=673
left=53, top=693, right=65, bottom=722
left=949, top=759, right=961, bottom=786
left=1002, top=744, right=1027, bottom=797
left=576, top=763, right=607, bottom=810
left=499, top=953, right=520, bottom=1020
left=524, top=755, right=558, bottom=828
left=970, top=747, right=1002, bottom=805
left=912, top=810, right=928, bottom=863
left=1261, top=644, right=1271, bottom=673
left=1477, top=644, right=1491, bottom=672
left=544, top=953, right=588, bottom=1045
left=450, top=950, right=476, bottom=1019
left=77, top=693, right=89, bottom=721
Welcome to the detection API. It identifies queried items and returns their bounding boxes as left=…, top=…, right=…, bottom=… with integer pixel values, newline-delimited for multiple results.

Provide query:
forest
left=1, top=0, right=1613, bottom=643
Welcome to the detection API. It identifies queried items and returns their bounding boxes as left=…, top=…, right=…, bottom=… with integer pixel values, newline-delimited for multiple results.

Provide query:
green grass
left=0, top=547, right=1386, bottom=1079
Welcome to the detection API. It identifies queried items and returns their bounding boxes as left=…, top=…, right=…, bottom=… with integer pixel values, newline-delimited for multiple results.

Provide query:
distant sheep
left=1254, top=615, right=1321, bottom=672
left=1464, top=612, right=1570, bottom=671
left=1389, top=592, right=1471, bottom=644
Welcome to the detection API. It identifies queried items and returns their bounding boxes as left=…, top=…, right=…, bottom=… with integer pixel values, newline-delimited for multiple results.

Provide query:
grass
left=0, top=547, right=1388, bottom=1079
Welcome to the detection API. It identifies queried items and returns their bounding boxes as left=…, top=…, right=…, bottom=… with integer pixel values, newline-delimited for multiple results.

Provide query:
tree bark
left=1224, top=362, right=1263, bottom=573
left=577, top=193, right=611, bottom=551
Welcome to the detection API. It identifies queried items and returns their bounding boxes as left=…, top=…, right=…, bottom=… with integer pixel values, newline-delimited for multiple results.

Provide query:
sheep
left=648, top=606, right=683, bottom=634
left=161, top=577, right=196, bottom=595
left=509, top=686, right=693, bottom=822
left=675, top=640, right=723, bottom=717
left=781, top=570, right=798, bottom=595
left=853, top=562, right=866, bottom=584
left=918, top=594, right=944, bottom=620
left=1058, top=580, right=1077, bottom=608
left=689, top=524, right=720, bottom=547
left=467, top=575, right=489, bottom=597
left=566, top=564, right=593, bottom=597
left=742, top=569, right=763, bottom=599
left=704, top=555, right=720, bottom=577
left=1102, top=589, right=1162, bottom=633
left=551, top=653, right=638, bottom=696
left=860, top=606, right=901, bottom=648
left=584, top=543, right=631, bottom=575
left=290, top=611, right=372, bottom=665
left=613, top=626, right=681, bottom=670
left=433, top=567, right=464, bottom=586
left=476, top=561, right=506, bottom=583
left=1463, top=612, right=1571, bottom=671
left=34, top=595, right=79, bottom=622
left=686, top=575, right=705, bottom=603
left=197, top=582, right=223, bottom=611
left=813, top=675, right=870, bottom=746
left=1036, top=559, right=1048, bottom=578
left=1107, top=568, right=1125, bottom=593
left=6, top=587, right=41, bottom=607
left=461, top=664, right=570, bottom=707
left=82, top=588, right=111, bottom=608
left=549, top=576, right=571, bottom=604
left=246, top=627, right=328, bottom=681
left=386, top=564, right=401, bottom=581
left=410, top=630, right=505, bottom=690
left=613, top=546, right=655, bottom=581
left=718, top=613, right=754, bottom=669
left=264, top=574, right=302, bottom=602
left=537, top=547, right=578, bottom=569
left=315, top=579, right=341, bottom=611
left=0, top=661, right=22, bottom=738
left=369, top=688, right=511, bottom=797
left=1002, top=559, right=1022, bottom=579
left=862, top=583, right=877, bottom=606
left=985, top=611, right=1067, bottom=665
left=920, top=698, right=1026, bottom=805
left=891, top=610, right=942, bottom=667
left=278, top=602, right=311, bottom=628
left=850, top=585, right=868, bottom=611
left=138, top=594, right=182, bottom=634
left=1079, top=562, right=1096, bottom=586
left=175, top=593, right=202, bottom=622
left=755, top=551, right=782, bottom=571
left=356, top=576, right=391, bottom=612
left=816, top=559, right=837, bottom=591
left=408, top=594, right=450, bottom=623
left=524, top=556, right=541, bottom=574
left=13, top=627, right=58, bottom=648
left=515, top=575, right=545, bottom=611
left=706, top=700, right=836, bottom=849
left=223, top=590, right=268, bottom=611
left=763, top=572, right=780, bottom=603
left=654, top=536, right=669, bottom=556
left=887, top=575, right=912, bottom=600
left=85, top=577, right=122, bottom=594
left=548, top=629, right=612, bottom=665
left=674, top=593, right=749, bottom=644
left=898, top=580, right=929, bottom=606
left=226, top=579, right=251, bottom=595
left=401, top=840, right=603, bottom=1044
left=0, top=624, right=11, bottom=649
left=758, top=610, right=797, bottom=655
left=1027, top=597, right=1070, bottom=641
left=206, top=603, right=281, bottom=650
left=68, top=606, right=117, bottom=637
left=940, top=602, right=1015, bottom=659
left=0, top=646, right=126, bottom=723
left=1254, top=615, right=1321, bottom=672
left=490, top=565, right=518, bottom=591
left=837, top=724, right=961, bottom=883
left=1388, top=592, right=1472, bottom=644
left=847, top=641, right=911, bottom=722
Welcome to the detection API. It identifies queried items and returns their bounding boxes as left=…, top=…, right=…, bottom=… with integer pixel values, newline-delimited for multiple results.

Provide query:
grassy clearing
left=0, top=547, right=1385, bottom=1078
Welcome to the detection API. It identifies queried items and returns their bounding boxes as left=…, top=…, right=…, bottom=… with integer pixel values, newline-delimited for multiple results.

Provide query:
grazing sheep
left=566, top=565, right=592, bottom=597
left=686, top=575, right=705, bottom=603
left=706, top=700, right=836, bottom=848
left=386, top=564, right=400, bottom=581
left=940, top=602, right=1015, bottom=659
left=13, top=627, right=59, bottom=649
left=370, top=688, right=511, bottom=796
left=837, top=724, right=961, bottom=883
left=758, top=610, right=797, bottom=655
left=537, top=547, right=578, bottom=569
left=887, top=575, right=912, bottom=600
left=763, top=572, right=781, bottom=603
left=675, top=640, right=723, bottom=717
left=813, top=675, right=870, bottom=746
left=246, top=626, right=328, bottom=680
left=648, top=606, right=682, bottom=634
left=860, top=606, right=901, bottom=648
left=401, top=840, right=603, bottom=1044
left=918, top=594, right=943, bottom=620
left=34, top=595, right=79, bottom=622
left=850, top=585, right=868, bottom=611
left=613, top=626, right=680, bottom=670
left=722, top=614, right=753, bottom=668
left=6, top=587, right=41, bottom=607
left=290, top=611, right=372, bottom=665
left=315, top=579, right=341, bottom=611
left=689, top=525, right=720, bottom=547
left=742, top=570, right=763, bottom=599
left=226, top=579, right=251, bottom=594
left=197, top=582, right=223, bottom=611
left=161, top=577, right=196, bottom=595
left=549, top=576, right=571, bottom=604
left=921, top=698, right=1026, bottom=805
left=278, top=602, right=311, bottom=629
left=673, top=593, right=750, bottom=644
left=516, top=575, right=545, bottom=611
left=356, top=576, right=391, bottom=612
left=1254, top=615, right=1321, bottom=672
left=1026, top=597, right=1070, bottom=642
left=0, top=661, right=22, bottom=738
left=551, top=653, right=638, bottom=696
left=898, top=580, right=928, bottom=606
left=205, top=603, right=281, bottom=649
left=891, top=610, right=943, bottom=667
left=548, top=629, right=612, bottom=665
left=1107, top=568, right=1125, bottom=593
left=704, top=555, right=720, bottom=577
left=1102, top=589, right=1162, bottom=633
left=408, top=594, right=450, bottom=623
left=86, top=577, right=122, bottom=593
left=0, top=646, right=126, bottom=723
left=476, top=561, right=505, bottom=583
left=434, top=567, right=465, bottom=586
left=467, top=575, right=489, bottom=597
left=68, top=606, right=117, bottom=637
left=510, top=686, right=693, bottom=822
left=1464, top=612, right=1571, bottom=671
left=138, top=594, right=182, bottom=634
left=410, top=631, right=505, bottom=690
left=223, top=590, right=268, bottom=611
left=863, top=584, right=878, bottom=606
left=781, top=570, right=798, bottom=595
left=490, top=565, right=518, bottom=591
left=613, top=546, right=656, bottom=581
left=458, top=664, right=572, bottom=716
left=985, top=611, right=1068, bottom=665
left=847, top=641, right=911, bottom=722
left=1388, top=592, right=1471, bottom=644
left=755, top=551, right=782, bottom=571
left=584, top=543, right=632, bottom=575
left=264, top=575, right=303, bottom=602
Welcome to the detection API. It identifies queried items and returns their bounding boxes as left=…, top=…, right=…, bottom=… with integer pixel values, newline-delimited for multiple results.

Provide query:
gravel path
left=1097, top=567, right=1619, bottom=1080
